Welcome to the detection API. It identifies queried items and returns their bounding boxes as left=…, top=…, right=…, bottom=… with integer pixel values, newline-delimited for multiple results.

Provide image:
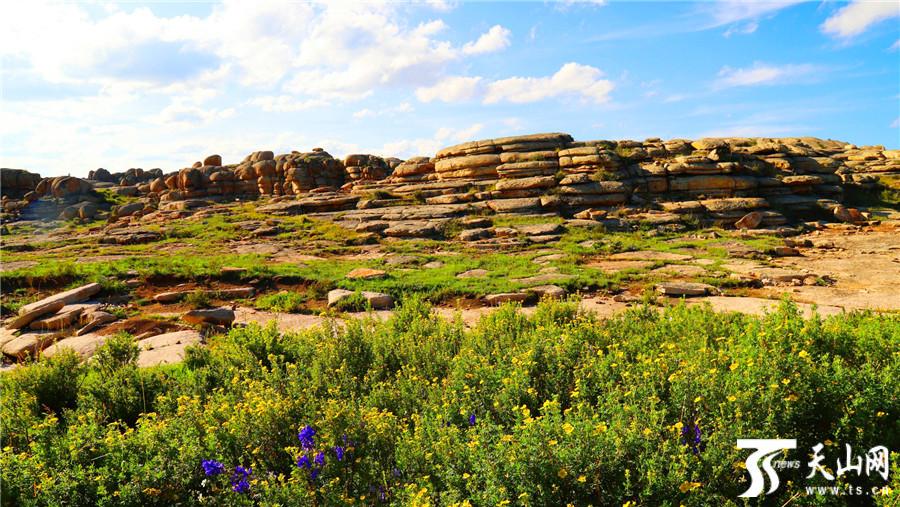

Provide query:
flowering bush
left=1, top=298, right=898, bottom=505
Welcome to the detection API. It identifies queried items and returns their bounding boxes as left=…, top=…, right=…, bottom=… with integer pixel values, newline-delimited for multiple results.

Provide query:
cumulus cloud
left=822, top=1, right=900, bottom=38
left=352, top=102, right=415, bottom=119
left=714, top=62, right=819, bottom=88
left=416, top=63, right=614, bottom=105
left=462, top=25, right=512, bottom=54
left=247, top=95, right=328, bottom=112
left=484, top=63, right=614, bottom=104
left=416, top=76, right=484, bottom=102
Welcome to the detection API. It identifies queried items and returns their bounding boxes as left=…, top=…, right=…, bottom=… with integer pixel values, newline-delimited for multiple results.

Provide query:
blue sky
left=1, top=1, right=898, bottom=177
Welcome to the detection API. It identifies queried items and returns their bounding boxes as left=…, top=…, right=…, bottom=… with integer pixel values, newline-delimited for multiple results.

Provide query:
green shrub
left=1, top=301, right=898, bottom=506
left=184, top=290, right=213, bottom=309
left=255, top=291, right=309, bottom=313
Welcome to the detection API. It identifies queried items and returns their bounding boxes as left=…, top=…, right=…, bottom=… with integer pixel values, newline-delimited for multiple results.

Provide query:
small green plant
left=255, top=291, right=309, bottom=313
left=184, top=290, right=213, bottom=309
left=332, top=291, right=369, bottom=312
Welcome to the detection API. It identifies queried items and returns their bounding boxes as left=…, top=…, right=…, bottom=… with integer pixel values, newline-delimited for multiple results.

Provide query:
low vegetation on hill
left=2, top=299, right=898, bottom=506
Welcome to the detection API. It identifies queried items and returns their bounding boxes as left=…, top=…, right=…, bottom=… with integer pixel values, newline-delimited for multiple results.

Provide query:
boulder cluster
left=2, top=133, right=898, bottom=229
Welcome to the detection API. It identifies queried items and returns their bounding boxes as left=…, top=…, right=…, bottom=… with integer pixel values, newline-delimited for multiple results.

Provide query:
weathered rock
left=28, top=306, right=86, bottom=331
left=833, top=205, right=864, bottom=223
left=383, top=222, right=439, bottom=238
left=516, top=223, right=565, bottom=236
left=43, top=333, right=109, bottom=359
left=484, top=292, right=530, bottom=305
left=459, top=228, right=492, bottom=241
left=7, top=283, right=101, bottom=329
left=2, top=331, right=58, bottom=359
left=522, top=285, right=567, bottom=299
left=655, top=282, right=718, bottom=297
left=137, top=330, right=202, bottom=368
left=346, top=268, right=387, bottom=280
left=327, top=289, right=394, bottom=310
left=457, top=269, right=489, bottom=278
left=182, top=308, right=235, bottom=326
left=75, top=311, right=117, bottom=336
left=735, top=211, right=764, bottom=229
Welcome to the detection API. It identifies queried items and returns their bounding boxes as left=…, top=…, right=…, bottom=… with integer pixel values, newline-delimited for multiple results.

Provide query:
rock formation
left=3, top=134, right=898, bottom=230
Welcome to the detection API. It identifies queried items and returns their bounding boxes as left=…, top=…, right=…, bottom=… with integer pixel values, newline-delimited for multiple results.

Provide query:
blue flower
left=333, top=446, right=345, bottom=461
left=314, top=451, right=325, bottom=467
left=310, top=468, right=321, bottom=481
left=680, top=421, right=704, bottom=454
left=298, top=425, right=316, bottom=450
left=230, top=466, right=252, bottom=494
left=469, top=413, right=476, bottom=426
left=201, top=459, right=225, bottom=476
left=296, top=455, right=311, bottom=469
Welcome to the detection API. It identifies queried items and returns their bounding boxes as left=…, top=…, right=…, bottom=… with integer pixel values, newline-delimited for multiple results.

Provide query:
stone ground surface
left=2, top=197, right=899, bottom=370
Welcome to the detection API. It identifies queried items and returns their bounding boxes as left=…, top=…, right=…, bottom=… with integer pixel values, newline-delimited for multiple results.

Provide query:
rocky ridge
left=2, top=134, right=898, bottom=231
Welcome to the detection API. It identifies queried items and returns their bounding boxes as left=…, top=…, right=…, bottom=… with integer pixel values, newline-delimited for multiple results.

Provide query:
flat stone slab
left=346, top=268, right=387, bottom=280
left=7, top=283, right=102, bottom=329
left=182, top=308, right=235, bottom=326
left=457, top=269, right=489, bottom=278
left=656, top=282, right=719, bottom=297
left=327, top=289, right=394, bottom=310
left=522, top=285, right=567, bottom=299
left=137, top=330, right=202, bottom=368
left=516, top=223, right=565, bottom=236
left=2, top=331, right=58, bottom=359
left=43, top=333, right=109, bottom=359
left=484, top=292, right=530, bottom=305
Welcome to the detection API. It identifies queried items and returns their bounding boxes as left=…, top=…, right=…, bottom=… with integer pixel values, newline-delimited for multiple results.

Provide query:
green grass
left=2, top=299, right=897, bottom=505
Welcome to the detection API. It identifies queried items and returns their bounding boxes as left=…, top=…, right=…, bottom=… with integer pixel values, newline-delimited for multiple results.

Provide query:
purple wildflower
left=201, top=459, right=225, bottom=476
left=296, top=455, right=311, bottom=469
left=230, top=466, right=252, bottom=494
left=469, top=413, right=476, bottom=426
left=310, top=468, right=321, bottom=480
left=298, top=425, right=316, bottom=450
left=314, top=451, right=325, bottom=467
left=334, top=446, right=345, bottom=461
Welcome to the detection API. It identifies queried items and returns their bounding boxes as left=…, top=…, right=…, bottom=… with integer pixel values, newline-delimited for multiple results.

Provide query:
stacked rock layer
left=3, top=134, right=899, bottom=228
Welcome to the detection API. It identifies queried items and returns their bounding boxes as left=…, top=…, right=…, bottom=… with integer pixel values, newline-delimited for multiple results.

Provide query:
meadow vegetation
left=2, top=299, right=898, bottom=506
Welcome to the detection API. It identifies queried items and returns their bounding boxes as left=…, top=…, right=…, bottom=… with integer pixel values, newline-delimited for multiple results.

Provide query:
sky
left=1, top=1, right=898, bottom=177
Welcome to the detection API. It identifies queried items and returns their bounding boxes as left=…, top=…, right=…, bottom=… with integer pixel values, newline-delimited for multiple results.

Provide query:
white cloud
left=352, top=102, right=415, bottom=119
left=554, top=0, right=607, bottom=10
left=822, top=1, right=900, bottom=38
left=891, top=39, right=900, bottom=51
left=417, top=63, right=614, bottom=105
left=724, top=21, right=759, bottom=37
left=502, top=117, right=526, bottom=131
left=891, top=117, right=899, bottom=129
left=462, top=25, right=512, bottom=55
left=247, top=95, right=328, bottom=112
left=484, top=62, right=614, bottom=104
left=154, top=104, right=235, bottom=126
left=705, top=1, right=804, bottom=27
left=416, top=76, right=484, bottom=102
left=714, top=63, right=819, bottom=88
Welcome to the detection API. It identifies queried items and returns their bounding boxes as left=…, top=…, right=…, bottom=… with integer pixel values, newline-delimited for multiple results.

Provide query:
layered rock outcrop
left=4, top=134, right=898, bottom=229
